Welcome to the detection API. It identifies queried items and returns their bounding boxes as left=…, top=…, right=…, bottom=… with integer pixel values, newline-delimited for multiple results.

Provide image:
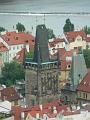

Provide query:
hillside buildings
left=0, top=31, right=34, bottom=63
left=0, top=27, right=90, bottom=120
left=61, top=53, right=87, bottom=104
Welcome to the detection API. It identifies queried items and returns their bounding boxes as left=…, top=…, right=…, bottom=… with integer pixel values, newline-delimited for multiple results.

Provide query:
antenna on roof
left=36, top=16, right=38, bottom=26
left=44, top=14, right=45, bottom=25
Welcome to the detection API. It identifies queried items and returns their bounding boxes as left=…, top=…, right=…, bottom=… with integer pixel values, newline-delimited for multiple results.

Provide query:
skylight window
left=84, top=82, right=86, bottom=85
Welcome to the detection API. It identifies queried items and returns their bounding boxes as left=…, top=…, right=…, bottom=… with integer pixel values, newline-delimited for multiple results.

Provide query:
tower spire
left=44, top=14, right=45, bottom=25
left=33, top=24, right=49, bottom=63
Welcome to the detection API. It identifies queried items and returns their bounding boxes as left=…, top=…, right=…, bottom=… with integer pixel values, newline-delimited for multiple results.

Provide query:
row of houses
left=0, top=31, right=35, bottom=63
left=12, top=100, right=90, bottom=120
left=0, top=29, right=90, bottom=119
left=49, top=31, right=90, bottom=56
left=0, top=30, right=90, bottom=64
left=0, top=30, right=89, bottom=75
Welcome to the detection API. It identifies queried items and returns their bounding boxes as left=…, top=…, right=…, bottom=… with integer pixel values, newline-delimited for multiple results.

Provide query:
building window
left=74, top=47, right=77, bottom=50
left=9, top=47, right=11, bottom=50
left=32, top=40, right=34, bottom=42
left=57, top=45, right=59, bottom=48
left=13, top=47, right=15, bottom=50
left=67, top=64, right=71, bottom=69
left=77, top=38, right=81, bottom=41
left=86, top=93, right=87, bottom=99
left=17, top=46, right=19, bottom=49
left=83, top=93, right=86, bottom=99
left=65, top=96, right=68, bottom=101
left=16, top=37, right=18, bottom=40
left=79, top=92, right=81, bottom=97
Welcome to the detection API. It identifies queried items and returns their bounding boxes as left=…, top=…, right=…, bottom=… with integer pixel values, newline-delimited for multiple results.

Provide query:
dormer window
left=16, top=37, right=18, bottom=40
left=67, top=64, right=71, bottom=69
left=25, top=40, right=28, bottom=43
left=32, top=40, right=34, bottom=42
left=7, top=38, right=10, bottom=41
left=77, top=38, right=81, bottom=41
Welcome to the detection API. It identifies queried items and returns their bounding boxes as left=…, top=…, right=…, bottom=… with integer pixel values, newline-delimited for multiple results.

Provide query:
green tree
left=63, top=18, right=74, bottom=32
left=47, top=28, right=55, bottom=39
left=83, top=49, right=90, bottom=68
left=1, top=61, right=25, bottom=86
left=26, top=50, right=34, bottom=58
left=16, top=22, right=26, bottom=32
left=0, top=27, right=5, bottom=32
left=83, top=25, right=90, bottom=35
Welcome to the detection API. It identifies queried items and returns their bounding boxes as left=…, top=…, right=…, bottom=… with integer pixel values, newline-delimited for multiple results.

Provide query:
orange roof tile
left=77, top=69, right=90, bottom=93
left=64, top=31, right=86, bottom=43
left=63, top=110, right=80, bottom=116
left=58, top=48, right=78, bottom=61
left=12, top=100, right=70, bottom=120
left=0, top=42, right=8, bottom=52
left=1, top=87, right=20, bottom=102
left=86, top=36, right=90, bottom=42
left=1, top=31, right=35, bottom=46
left=13, top=48, right=25, bottom=63
left=49, top=38, right=65, bottom=47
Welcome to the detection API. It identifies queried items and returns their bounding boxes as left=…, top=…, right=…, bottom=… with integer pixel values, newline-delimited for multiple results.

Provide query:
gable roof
left=60, top=60, right=72, bottom=71
left=1, top=31, right=35, bottom=46
left=13, top=48, right=25, bottom=63
left=58, top=48, right=78, bottom=61
left=77, top=69, right=90, bottom=93
left=64, top=31, right=86, bottom=43
left=0, top=42, right=8, bottom=52
left=1, top=87, right=20, bottom=102
left=71, top=54, right=87, bottom=87
left=12, top=100, right=70, bottom=120
left=49, top=38, right=65, bottom=47
left=86, top=36, right=90, bottom=42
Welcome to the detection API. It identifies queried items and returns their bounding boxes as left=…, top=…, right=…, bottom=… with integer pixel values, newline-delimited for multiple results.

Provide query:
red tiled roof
left=12, top=100, right=70, bottom=120
left=86, top=36, right=90, bottom=42
left=60, top=60, right=67, bottom=71
left=1, top=87, right=20, bottom=102
left=58, top=48, right=79, bottom=71
left=77, top=69, right=90, bottom=93
left=58, top=48, right=78, bottom=61
left=63, top=110, right=80, bottom=116
left=13, top=48, right=25, bottom=63
left=64, top=31, right=86, bottom=43
left=60, top=60, right=72, bottom=71
left=49, top=38, right=64, bottom=47
left=1, top=31, right=35, bottom=46
left=0, top=42, right=8, bottom=52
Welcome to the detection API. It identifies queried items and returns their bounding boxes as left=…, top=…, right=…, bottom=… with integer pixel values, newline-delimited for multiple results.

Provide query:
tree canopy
left=83, top=49, right=90, bottom=68
left=63, top=18, right=74, bottom=32
left=16, top=22, right=26, bottom=32
left=26, top=50, right=34, bottom=58
left=0, top=27, right=6, bottom=32
left=47, top=28, right=55, bottom=39
left=83, top=25, right=90, bottom=35
left=1, top=61, right=25, bottom=86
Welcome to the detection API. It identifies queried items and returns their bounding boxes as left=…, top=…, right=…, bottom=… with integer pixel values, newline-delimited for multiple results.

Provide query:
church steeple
left=71, top=53, right=87, bottom=87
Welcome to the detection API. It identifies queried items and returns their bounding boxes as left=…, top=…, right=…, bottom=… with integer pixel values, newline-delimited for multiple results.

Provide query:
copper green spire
left=71, top=53, right=87, bottom=87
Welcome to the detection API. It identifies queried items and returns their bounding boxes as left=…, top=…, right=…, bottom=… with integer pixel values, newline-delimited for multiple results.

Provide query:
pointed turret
left=33, top=24, right=49, bottom=63
left=71, top=53, right=87, bottom=87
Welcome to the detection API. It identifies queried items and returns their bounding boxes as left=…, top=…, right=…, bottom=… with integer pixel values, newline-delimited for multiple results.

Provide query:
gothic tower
left=25, top=25, right=60, bottom=106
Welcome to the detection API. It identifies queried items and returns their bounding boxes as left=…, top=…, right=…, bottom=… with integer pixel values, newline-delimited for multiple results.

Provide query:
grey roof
left=71, top=54, right=87, bottom=87
left=33, top=24, right=49, bottom=63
